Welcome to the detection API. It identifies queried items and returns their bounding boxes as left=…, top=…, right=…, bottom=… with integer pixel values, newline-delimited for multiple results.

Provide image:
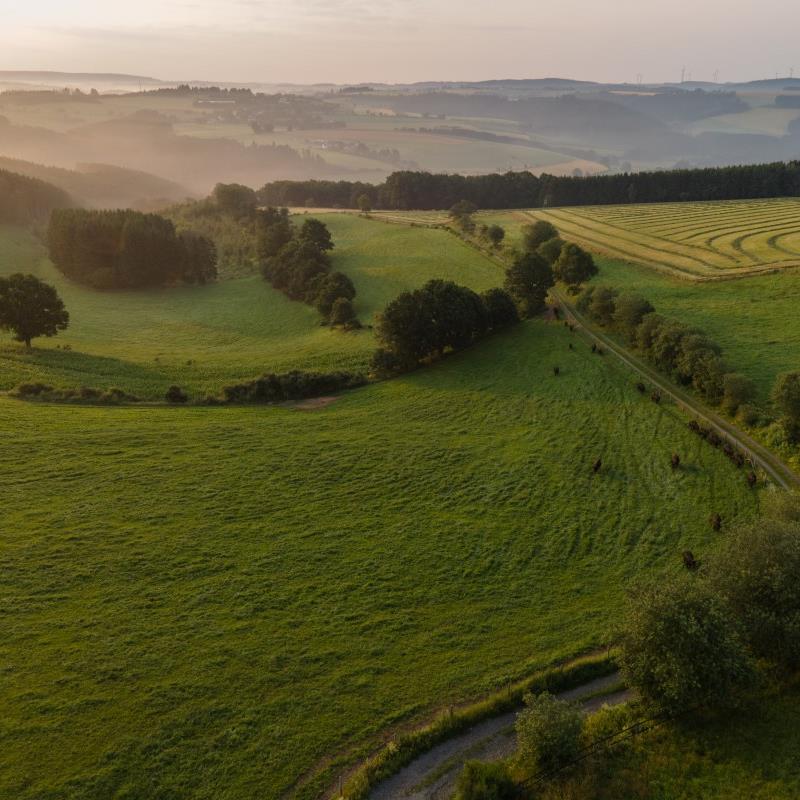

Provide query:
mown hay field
left=505, top=198, right=800, bottom=279
left=2, top=315, right=759, bottom=799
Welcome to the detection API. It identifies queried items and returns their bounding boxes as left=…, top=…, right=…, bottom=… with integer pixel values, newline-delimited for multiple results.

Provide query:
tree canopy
left=48, top=209, right=217, bottom=289
left=504, top=252, right=554, bottom=318
left=0, top=273, right=69, bottom=347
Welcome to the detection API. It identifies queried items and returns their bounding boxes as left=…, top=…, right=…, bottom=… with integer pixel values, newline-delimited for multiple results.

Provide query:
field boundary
left=320, top=652, right=617, bottom=800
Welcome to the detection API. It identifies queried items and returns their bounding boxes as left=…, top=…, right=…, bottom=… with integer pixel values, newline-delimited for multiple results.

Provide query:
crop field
left=1, top=313, right=759, bottom=799
left=0, top=216, right=502, bottom=398
left=508, top=198, right=800, bottom=279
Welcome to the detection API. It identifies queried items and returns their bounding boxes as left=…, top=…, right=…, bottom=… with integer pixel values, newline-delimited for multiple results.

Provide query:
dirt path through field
left=368, top=674, right=630, bottom=800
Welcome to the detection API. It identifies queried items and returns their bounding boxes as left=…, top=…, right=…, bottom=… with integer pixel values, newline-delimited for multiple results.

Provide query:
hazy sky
left=0, top=0, right=798, bottom=85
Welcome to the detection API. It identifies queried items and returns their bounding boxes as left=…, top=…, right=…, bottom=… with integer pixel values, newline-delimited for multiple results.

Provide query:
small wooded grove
left=258, top=209, right=359, bottom=327
left=258, top=161, right=800, bottom=210
left=0, top=168, right=72, bottom=225
left=47, top=209, right=218, bottom=289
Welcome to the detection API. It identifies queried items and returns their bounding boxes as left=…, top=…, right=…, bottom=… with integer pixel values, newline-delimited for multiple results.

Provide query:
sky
left=0, top=0, right=798, bottom=86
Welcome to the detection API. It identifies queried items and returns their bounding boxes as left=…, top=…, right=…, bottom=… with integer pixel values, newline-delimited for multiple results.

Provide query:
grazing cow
left=710, top=513, right=722, bottom=532
left=592, top=458, right=602, bottom=474
left=651, top=391, right=662, bottom=404
left=671, top=453, right=681, bottom=470
left=553, top=366, right=560, bottom=376
left=568, top=343, right=574, bottom=351
left=747, top=471, right=758, bottom=488
left=591, top=343, right=597, bottom=353
left=636, top=381, right=646, bottom=394
left=682, top=550, right=700, bottom=571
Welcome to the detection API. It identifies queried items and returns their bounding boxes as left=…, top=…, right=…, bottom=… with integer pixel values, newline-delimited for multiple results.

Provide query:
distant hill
left=0, top=168, right=73, bottom=225
left=0, top=157, right=193, bottom=210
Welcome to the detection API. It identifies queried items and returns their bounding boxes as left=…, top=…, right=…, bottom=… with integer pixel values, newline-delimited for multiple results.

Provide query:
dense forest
left=0, top=168, right=72, bottom=225
left=47, top=209, right=217, bottom=289
left=260, top=161, right=800, bottom=210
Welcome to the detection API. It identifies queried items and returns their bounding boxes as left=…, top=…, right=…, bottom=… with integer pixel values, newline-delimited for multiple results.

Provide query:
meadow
left=0, top=216, right=501, bottom=398
left=502, top=199, right=800, bottom=279
left=1, top=314, right=760, bottom=799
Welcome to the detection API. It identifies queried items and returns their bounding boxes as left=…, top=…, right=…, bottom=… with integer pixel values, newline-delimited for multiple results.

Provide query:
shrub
left=722, top=372, right=757, bottom=414
left=455, top=761, right=517, bottom=800
left=329, top=297, right=361, bottom=329
left=165, top=385, right=189, bottom=404
left=515, top=692, right=584, bottom=775
left=223, top=371, right=366, bottom=404
left=619, top=574, right=757, bottom=712
left=737, top=403, right=761, bottom=427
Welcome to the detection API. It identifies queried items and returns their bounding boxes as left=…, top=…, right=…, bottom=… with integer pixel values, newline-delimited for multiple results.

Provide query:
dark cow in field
left=592, top=458, right=602, bottom=474
left=710, top=513, right=722, bottom=532
left=682, top=550, right=700, bottom=571
left=671, top=453, right=681, bottom=470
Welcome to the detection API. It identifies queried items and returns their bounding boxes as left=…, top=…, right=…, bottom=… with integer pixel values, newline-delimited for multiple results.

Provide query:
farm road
left=368, top=673, right=630, bottom=800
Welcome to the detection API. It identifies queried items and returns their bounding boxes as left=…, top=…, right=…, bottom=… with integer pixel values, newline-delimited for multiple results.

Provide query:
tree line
left=258, top=209, right=360, bottom=328
left=0, top=168, right=72, bottom=226
left=47, top=209, right=218, bottom=290
left=259, top=160, right=800, bottom=211
left=577, top=285, right=755, bottom=413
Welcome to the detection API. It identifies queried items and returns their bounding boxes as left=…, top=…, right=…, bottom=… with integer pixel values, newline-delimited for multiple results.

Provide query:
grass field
left=497, top=199, right=800, bottom=279
left=1, top=313, right=760, bottom=799
left=0, top=216, right=502, bottom=398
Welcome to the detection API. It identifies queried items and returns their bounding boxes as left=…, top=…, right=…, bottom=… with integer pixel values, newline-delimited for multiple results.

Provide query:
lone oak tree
left=0, top=273, right=69, bottom=348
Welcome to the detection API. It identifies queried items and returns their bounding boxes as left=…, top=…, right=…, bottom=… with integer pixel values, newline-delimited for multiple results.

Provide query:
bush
left=165, top=385, right=189, bottom=404
left=455, top=761, right=517, bottom=800
left=11, top=382, right=139, bottom=404
left=223, top=371, right=366, bottom=404
left=737, top=403, right=761, bottom=427
left=515, top=692, right=584, bottom=775
left=329, top=297, right=361, bottom=329
left=619, top=574, right=757, bottom=712
left=719, top=372, right=756, bottom=414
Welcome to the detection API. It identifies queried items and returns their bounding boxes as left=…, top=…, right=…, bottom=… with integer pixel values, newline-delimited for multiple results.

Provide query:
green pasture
left=0, top=216, right=502, bottom=398
left=1, top=315, right=759, bottom=799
